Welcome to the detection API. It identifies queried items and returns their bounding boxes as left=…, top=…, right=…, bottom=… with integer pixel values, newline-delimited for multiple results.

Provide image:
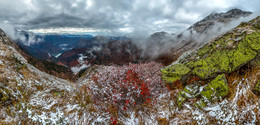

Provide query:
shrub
left=88, top=62, right=164, bottom=117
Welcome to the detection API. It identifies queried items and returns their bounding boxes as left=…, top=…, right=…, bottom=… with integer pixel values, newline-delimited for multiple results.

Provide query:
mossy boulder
left=246, top=31, right=260, bottom=52
left=193, top=74, right=229, bottom=108
left=229, top=39, right=257, bottom=71
left=164, top=17, right=260, bottom=81
left=161, top=63, right=190, bottom=83
left=252, top=80, right=260, bottom=95
left=176, top=84, right=200, bottom=108
left=191, top=50, right=231, bottom=79
left=201, top=74, right=229, bottom=101
left=188, top=31, right=258, bottom=79
left=177, top=74, right=229, bottom=109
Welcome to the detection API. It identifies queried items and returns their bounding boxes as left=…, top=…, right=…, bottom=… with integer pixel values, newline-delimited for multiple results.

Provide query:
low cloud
left=139, top=14, right=258, bottom=59
left=0, top=22, right=41, bottom=45
left=0, top=0, right=259, bottom=36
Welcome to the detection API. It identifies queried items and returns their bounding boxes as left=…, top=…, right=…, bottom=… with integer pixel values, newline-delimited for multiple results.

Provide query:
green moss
left=191, top=50, right=231, bottom=79
left=194, top=99, right=207, bottom=108
left=161, top=63, right=190, bottom=83
left=237, top=22, right=250, bottom=28
left=229, top=40, right=257, bottom=71
left=213, top=33, right=234, bottom=48
left=176, top=84, right=200, bottom=108
left=176, top=94, right=186, bottom=108
left=252, top=16, right=260, bottom=29
left=161, top=74, right=180, bottom=84
left=197, top=45, right=212, bottom=56
left=201, top=74, right=229, bottom=101
left=253, top=80, right=260, bottom=95
left=246, top=32, right=260, bottom=52
left=190, top=32, right=258, bottom=79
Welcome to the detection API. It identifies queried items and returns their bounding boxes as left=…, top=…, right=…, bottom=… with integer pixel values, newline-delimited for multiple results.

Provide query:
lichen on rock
left=191, top=50, right=231, bottom=79
left=177, top=74, right=229, bottom=108
left=252, top=80, right=260, bottom=95
left=246, top=31, right=260, bottom=52
left=229, top=39, right=257, bottom=71
left=161, top=63, right=190, bottom=83
left=176, top=84, right=200, bottom=108
left=200, top=74, right=229, bottom=101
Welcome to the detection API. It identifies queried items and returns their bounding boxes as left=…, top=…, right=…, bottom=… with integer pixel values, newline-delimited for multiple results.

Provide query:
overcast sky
left=0, top=0, right=259, bottom=36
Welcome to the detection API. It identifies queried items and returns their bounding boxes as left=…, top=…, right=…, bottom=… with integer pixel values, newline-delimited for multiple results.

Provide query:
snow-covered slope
left=0, top=16, right=260, bottom=125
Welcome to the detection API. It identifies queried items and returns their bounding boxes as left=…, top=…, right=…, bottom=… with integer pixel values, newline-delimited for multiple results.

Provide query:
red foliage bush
left=88, top=62, right=165, bottom=115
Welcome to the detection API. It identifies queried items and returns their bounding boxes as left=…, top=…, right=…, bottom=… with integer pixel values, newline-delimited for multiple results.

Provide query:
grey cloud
left=0, top=0, right=259, bottom=36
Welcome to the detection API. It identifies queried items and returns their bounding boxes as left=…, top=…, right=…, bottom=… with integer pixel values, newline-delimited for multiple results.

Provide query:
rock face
left=162, top=16, right=260, bottom=108
left=189, top=9, right=252, bottom=33
left=176, top=83, right=200, bottom=108
left=162, top=16, right=260, bottom=83
left=200, top=74, right=229, bottom=101
left=148, top=9, right=252, bottom=66
left=161, top=63, right=190, bottom=83
left=0, top=28, right=80, bottom=124
left=176, top=74, right=229, bottom=108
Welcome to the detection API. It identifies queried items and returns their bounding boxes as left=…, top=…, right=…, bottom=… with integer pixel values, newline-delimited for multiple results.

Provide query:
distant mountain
left=189, top=8, right=252, bottom=33
left=57, top=35, right=141, bottom=72
left=146, top=8, right=252, bottom=65
left=14, top=31, right=94, bottom=61
left=5, top=31, right=75, bottom=80
left=14, top=9, right=253, bottom=74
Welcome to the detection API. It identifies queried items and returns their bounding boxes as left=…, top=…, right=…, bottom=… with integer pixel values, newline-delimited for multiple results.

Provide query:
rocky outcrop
left=200, top=74, right=229, bottom=101
left=161, top=63, right=190, bottom=83
left=176, top=83, right=200, bottom=108
left=149, top=9, right=252, bottom=66
left=162, top=16, right=260, bottom=108
left=162, top=16, right=260, bottom=83
left=176, top=74, right=229, bottom=108
left=189, top=9, right=252, bottom=33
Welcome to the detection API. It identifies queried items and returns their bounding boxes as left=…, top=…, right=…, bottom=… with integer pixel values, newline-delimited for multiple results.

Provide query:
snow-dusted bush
left=88, top=62, right=164, bottom=119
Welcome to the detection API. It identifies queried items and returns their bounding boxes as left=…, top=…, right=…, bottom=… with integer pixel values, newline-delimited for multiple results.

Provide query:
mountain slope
left=0, top=16, right=260, bottom=124
left=161, top=16, right=260, bottom=124
left=0, top=29, right=79, bottom=124
left=189, top=9, right=252, bottom=33
left=145, top=9, right=252, bottom=65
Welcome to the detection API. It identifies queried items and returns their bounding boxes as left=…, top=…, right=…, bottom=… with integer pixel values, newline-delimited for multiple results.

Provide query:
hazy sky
left=0, top=0, right=259, bottom=35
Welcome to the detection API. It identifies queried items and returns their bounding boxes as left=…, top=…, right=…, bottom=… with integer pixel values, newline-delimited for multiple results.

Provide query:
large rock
left=246, top=32, right=260, bottom=53
left=176, top=84, right=200, bottom=108
left=161, top=63, right=190, bottom=83
left=188, top=32, right=258, bottom=79
left=162, top=16, right=260, bottom=81
left=177, top=74, right=229, bottom=109
left=193, top=74, right=229, bottom=108
left=200, top=74, right=229, bottom=101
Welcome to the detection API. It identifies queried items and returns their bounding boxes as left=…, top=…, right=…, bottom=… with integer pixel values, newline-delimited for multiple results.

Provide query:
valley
left=0, top=7, right=259, bottom=125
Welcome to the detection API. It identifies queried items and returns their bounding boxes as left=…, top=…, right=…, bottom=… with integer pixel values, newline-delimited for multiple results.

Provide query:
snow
left=55, top=53, right=62, bottom=58
left=71, top=64, right=90, bottom=74
left=0, top=34, right=259, bottom=124
left=0, top=50, right=5, bottom=56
